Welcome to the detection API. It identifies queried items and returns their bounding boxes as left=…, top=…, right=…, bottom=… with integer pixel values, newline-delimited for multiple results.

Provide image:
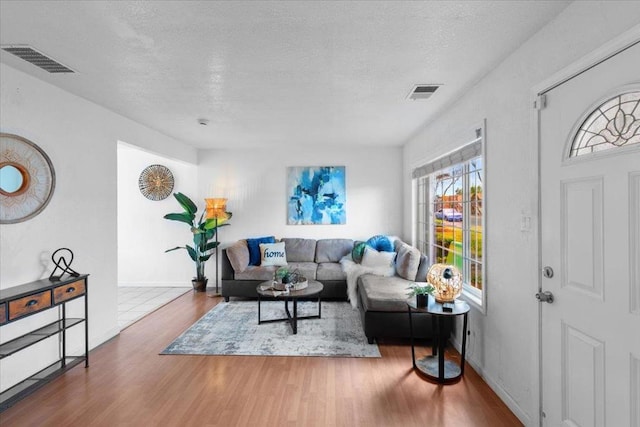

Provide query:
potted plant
left=406, top=283, right=436, bottom=308
left=273, top=267, right=308, bottom=291
left=164, top=192, right=230, bottom=292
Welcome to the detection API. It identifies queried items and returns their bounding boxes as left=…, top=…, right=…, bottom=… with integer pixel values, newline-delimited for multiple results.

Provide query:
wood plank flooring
left=0, top=292, right=523, bottom=426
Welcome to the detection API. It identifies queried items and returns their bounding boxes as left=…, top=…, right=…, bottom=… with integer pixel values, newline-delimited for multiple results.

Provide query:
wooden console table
left=0, top=274, right=89, bottom=412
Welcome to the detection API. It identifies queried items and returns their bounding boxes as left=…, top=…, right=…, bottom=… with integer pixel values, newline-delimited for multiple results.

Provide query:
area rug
left=161, top=301, right=381, bottom=358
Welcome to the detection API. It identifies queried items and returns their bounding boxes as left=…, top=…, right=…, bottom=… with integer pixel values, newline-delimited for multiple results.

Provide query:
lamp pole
left=205, top=197, right=229, bottom=298
left=215, top=216, right=219, bottom=295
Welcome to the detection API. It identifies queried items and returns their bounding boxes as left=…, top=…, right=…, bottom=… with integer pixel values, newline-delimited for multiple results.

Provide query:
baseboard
left=118, top=281, right=191, bottom=288
left=91, top=326, right=121, bottom=350
left=68, top=326, right=120, bottom=356
left=450, top=335, right=532, bottom=426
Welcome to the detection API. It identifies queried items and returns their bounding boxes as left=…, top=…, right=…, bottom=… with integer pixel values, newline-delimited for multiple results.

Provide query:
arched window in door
left=570, top=91, right=640, bottom=157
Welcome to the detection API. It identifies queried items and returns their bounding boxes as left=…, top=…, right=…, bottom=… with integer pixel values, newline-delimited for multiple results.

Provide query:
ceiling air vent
left=407, top=84, right=441, bottom=101
left=1, top=45, right=75, bottom=73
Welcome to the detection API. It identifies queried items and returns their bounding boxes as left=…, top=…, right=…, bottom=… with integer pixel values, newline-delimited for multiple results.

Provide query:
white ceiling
left=0, top=1, right=571, bottom=149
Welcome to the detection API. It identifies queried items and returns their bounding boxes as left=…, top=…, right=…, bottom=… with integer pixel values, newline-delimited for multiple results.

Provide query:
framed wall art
left=286, top=166, right=346, bottom=225
left=0, top=133, right=56, bottom=224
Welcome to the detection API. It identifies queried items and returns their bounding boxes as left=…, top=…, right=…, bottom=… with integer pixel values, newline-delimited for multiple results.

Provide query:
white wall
left=117, top=143, right=198, bottom=287
left=197, top=145, right=403, bottom=249
left=0, top=63, right=196, bottom=391
left=402, top=2, right=640, bottom=425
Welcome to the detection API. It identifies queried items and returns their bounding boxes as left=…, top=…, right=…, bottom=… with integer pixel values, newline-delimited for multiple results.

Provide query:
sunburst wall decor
left=138, top=164, right=174, bottom=201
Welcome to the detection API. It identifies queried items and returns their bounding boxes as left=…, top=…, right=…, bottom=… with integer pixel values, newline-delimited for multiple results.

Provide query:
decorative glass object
left=426, top=263, right=463, bottom=303
left=570, top=91, right=640, bottom=157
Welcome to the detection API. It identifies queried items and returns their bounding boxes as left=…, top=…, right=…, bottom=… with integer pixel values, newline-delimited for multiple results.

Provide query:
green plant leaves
left=406, top=284, right=435, bottom=297
left=164, top=192, right=231, bottom=281
left=164, top=212, right=195, bottom=225
left=193, top=232, right=202, bottom=247
left=204, top=241, right=219, bottom=251
left=173, top=192, right=197, bottom=215
left=185, top=245, right=197, bottom=262
left=165, top=245, right=198, bottom=263
left=203, top=218, right=217, bottom=230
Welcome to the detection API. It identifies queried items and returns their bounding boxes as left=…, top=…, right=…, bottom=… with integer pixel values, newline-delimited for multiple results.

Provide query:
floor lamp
left=205, top=198, right=230, bottom=296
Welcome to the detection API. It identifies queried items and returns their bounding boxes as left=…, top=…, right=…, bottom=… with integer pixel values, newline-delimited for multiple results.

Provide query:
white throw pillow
left=361, top=246, right=396, bottom=275
left=259, top=242, right=288, bottom=266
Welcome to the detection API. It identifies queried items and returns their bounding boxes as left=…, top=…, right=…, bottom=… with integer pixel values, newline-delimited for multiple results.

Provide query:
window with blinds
left=413, top=126, right=485, bottom=308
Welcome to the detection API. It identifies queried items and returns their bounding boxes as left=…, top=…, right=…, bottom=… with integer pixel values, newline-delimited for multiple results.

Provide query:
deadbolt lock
left=543, top=266, right=554, bottom=278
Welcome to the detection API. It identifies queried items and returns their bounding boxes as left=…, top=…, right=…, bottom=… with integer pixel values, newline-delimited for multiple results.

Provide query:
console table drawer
left=0, top=303, right=6, bottom=325
left=53, top=280, right=86, bottom=304
left=9, top=291, right=52, bottom=321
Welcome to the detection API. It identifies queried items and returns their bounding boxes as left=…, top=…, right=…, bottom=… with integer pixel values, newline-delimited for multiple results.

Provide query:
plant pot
left=191, top=278, right=208, bottom=292
left=416, top=294, right=428, bottom=308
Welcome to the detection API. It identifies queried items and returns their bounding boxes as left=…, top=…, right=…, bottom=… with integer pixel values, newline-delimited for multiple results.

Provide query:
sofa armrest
left=220, top=248, right=235, bottom=280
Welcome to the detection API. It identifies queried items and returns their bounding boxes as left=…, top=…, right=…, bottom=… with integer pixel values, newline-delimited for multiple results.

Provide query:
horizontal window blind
left=412, top=136, right=482, bottom=179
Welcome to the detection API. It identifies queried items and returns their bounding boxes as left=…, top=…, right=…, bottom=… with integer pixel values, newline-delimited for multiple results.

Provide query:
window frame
left=412, top=122, right=487, bottom=313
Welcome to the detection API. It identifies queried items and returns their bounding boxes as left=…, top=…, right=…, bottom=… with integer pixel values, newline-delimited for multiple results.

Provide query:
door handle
left=542, top=266, right=554, bottom=278
left=536, top=291, right=554, bottom=304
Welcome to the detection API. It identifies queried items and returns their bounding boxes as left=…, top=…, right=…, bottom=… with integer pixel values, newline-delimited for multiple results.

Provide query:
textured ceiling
left=0, top=1, right=570, bottom=149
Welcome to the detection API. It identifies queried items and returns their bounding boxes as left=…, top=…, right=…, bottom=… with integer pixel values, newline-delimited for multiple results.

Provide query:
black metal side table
left=407, top=297, right=470, bottom=383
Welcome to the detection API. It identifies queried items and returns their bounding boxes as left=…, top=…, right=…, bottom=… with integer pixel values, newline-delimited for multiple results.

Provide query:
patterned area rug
left=161, top=300, right=381, bottom=358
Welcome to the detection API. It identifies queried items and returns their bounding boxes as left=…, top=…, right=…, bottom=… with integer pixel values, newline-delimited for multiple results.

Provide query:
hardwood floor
left=1, top=292, right=523, bottom=426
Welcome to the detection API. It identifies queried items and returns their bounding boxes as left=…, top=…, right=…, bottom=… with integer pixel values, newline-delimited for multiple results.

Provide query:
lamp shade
left=426, top=263, right=463, bottom=303
left=205, top=198, right=230, bottom=222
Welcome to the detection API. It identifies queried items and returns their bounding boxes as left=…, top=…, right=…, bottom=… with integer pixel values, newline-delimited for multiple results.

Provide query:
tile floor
left=117, top=286, right=191, bottom=329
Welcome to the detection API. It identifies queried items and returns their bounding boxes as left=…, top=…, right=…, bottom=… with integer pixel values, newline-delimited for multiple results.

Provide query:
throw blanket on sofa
left=340, top=255, right=395, bottom=308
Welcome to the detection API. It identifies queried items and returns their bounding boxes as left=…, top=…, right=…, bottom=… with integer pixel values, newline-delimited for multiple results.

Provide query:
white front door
left=540, top=41, right=640, bottom=426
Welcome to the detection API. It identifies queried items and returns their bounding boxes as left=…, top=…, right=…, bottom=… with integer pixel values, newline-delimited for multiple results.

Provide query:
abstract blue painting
left=287, top=166, right=346, bottom=225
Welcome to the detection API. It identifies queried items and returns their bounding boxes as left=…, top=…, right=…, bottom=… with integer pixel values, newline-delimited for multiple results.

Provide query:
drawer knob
left=66, top=287, right=76, bottom=293
left=26, top=299, right=38, bottom=307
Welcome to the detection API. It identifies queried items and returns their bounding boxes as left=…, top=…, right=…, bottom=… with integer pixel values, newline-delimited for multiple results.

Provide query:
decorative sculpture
left=49, top=247, right=80, bottom=281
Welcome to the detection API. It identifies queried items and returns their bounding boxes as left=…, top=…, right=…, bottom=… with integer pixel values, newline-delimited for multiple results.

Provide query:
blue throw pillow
left=246, top=236, right=275, bottom=265
left=366, top=235, right=393, bottom=252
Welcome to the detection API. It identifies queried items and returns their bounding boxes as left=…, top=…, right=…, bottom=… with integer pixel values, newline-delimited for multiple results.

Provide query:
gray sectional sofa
left=221, top=238, right=352, bottom=300
left=220, top=237, right=451, bottom=343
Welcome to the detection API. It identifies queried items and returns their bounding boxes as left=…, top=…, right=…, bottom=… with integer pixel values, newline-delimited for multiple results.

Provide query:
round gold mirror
left=0, top=133, right=55, bottom=224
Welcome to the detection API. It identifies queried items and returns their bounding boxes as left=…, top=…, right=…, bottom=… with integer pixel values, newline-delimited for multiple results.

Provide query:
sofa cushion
left=247, top=236, right=275, bottom=266
left=226, top=240, right=250, bottom=273
left=259, top=242, right=288, bottom=266
left=234, top=265, right=277, bottom=281
left=316, top=262, right=346, bottom=281
left=361, top=247, right=396, bottom=276
left=415, top=254, right=430, bottom=283
left=394, top=241, right=421, bottom=281
left=282, top=238, right=316, bottom=262
left=286, top=262, right=317, bottom=280
left=358, top=274, right=411, bottom=312
left=315, top=238, right=354, bottom=263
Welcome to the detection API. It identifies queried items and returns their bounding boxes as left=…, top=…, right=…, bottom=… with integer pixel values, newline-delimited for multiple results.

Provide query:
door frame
left=531, top=24, right=640, bottom=427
